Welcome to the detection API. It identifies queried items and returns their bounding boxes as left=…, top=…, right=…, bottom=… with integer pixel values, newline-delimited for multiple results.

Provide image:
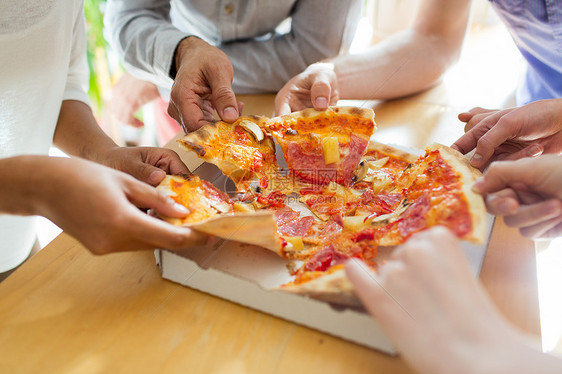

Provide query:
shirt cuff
left=154, top=28, right=193, bottom=82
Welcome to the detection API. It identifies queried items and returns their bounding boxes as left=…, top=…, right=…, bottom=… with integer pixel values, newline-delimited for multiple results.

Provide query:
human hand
left=109, top=72, right=160, bottom=128
left=346, top=227, right=528, bottom=374
left=275, top=62, right=338, bottom=116
left=168, top=36, right=242, bottom=132
left=452, top=99, right=562, bottom=170
left=34, top=157, right=209, bottom=254
left=99, top=146, right=190, bottom=186
left=472, top=155, right=562, bottom=239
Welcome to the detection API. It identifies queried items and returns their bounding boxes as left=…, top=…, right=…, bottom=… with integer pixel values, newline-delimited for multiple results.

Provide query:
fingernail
left=206, top=236, right=218, bottom=246
left=315, top=97, right=328, bottom=108
left=471, top=177, right=484, bottom=193
left=470, top=153, right=482, bottom=165
left=545, top=202, right=561, bottom=215
left=498, top=200, right=514, bottom=214
left=173, top=203, right=189, bottom=214
left=528, top=144, right=543, bottom=157
left=149, top=170, right=165, bottom=183
left=223, top=106, right=238, bottom=120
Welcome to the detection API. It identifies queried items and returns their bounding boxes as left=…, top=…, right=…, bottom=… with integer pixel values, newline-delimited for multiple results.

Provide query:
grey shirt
left=104, top=0, right=361, bottom=94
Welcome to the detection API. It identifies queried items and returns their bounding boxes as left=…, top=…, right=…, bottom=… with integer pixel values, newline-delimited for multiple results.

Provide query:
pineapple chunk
left=368, top=157, right=389, bottom=169
left=233, top=201, right=255, bottom=213
left=372, top=172, right=394, bottom=194
left=321, top=137, right=340, bottom=165
left=283, top=236, right=304, bottom=251
left=342, top=215, right=369, bottom=232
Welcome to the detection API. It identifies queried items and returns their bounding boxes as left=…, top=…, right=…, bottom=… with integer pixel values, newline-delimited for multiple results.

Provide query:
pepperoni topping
left=256, top=190, right=286, bottom=208
left=278, top=216, right=314, bottom=237
left=304, top=245, right=350, bottom=272
left=286, top=134, right=368, bottom=186
left=274, top=207, right=301, bottom=226
left=352, top=228, right=376, bottom=242
left=397, top=194, right=431, bottom=237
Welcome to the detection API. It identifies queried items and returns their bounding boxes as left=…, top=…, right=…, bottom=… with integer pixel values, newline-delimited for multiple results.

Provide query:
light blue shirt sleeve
left=104, top=0, right=361, bottom=94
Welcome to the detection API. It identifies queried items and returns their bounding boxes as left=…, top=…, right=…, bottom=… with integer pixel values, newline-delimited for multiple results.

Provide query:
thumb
left=125, top=177, right=191, bottom=218
left=472, top=159, right=529, bottom=195
left=311, top=79, right=332, bottom=111
left=207, top=63, right=239, bottom=123
left=131, top=161, right=166, bottom=186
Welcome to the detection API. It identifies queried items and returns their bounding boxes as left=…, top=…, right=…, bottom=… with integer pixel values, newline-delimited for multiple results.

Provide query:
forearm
left=334, top=0, right=469, bottom=100
left=333, top=29, right=461, bottom=100
left=53, top=100, right=117, bottom=164
left=0, top=156, right=62, bottom=217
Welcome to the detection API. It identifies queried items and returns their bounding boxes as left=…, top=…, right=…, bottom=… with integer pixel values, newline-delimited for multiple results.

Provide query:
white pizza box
left=156, top=139, right=494, bottom=354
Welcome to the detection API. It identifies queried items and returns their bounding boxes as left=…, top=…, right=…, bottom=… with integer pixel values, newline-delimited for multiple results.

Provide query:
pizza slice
left=341, top=143, right=487, bottom=245
left=177, top=116, right=280, bottom=194
left=157, top=174, right=283, bottom=253
left=265, top=107, right=376, bottom=186
left=157, top=174, right=324, bottom=259
left=277, top=144, right=487, bottom=306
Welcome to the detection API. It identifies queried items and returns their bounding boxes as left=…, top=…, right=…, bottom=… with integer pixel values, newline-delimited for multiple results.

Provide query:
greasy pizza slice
left=343, top=144, right=487, bottom=245
left=277, top=144, right=487, bottom=306
left=177, top=116, right=279, bottom=194
left=266, top=107, right=376, bottom=186
left=157, top=174, right=283, bottom=253
left=351, top=141, right=417, bottom=191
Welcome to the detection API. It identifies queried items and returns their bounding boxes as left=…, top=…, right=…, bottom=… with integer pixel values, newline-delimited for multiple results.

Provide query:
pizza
left=177, top=116, right=280, bottom=194
left=158, top=106, right=486, bottom=306
left=266, top=107, right=375, bottom=186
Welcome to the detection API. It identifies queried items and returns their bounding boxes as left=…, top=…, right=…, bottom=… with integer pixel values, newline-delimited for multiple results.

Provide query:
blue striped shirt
left=490, top=0, right=562, bottom=104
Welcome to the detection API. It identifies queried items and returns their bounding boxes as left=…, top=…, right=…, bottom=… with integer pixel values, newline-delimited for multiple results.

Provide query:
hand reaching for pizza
left=98, top=146, right=190, bottom=186
left=168, top=36, right=242, bottom=132
left=275, top=62, right=339, bottom=116
left=346, top=227, right=560, bottom=374
left=452, top=99, right=562, bottom=170
left=109, top=72, right=160, bottom=128
left=0, top=156, right=209, bottom=254
left=472, top=155, right=562, bottom=239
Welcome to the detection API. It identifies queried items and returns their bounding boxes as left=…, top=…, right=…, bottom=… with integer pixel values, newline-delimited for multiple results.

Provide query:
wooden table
left=0, top=93, right=540, bottom=374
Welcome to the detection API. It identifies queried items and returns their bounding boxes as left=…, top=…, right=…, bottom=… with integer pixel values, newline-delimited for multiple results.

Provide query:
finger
left=126, top=208, right=210, bottom=250
left=169, top=89, right=207, bottom=132
left=504, top=199, right=562, bottom=229
left=458, top=107, right=494, bottom=123
left=472, top=160, right=529, bottom=195
left=276, top=101, right=292, bottom=116
left=470, top=114, right=522, bottom=169
left=519, top=215, right=562, bottom=239
left=124, top=177, right=191, bottom=218
left=237, top=101, right=245, bottom=115
left=310, top=78, right=332, bottom=111
left=501, top=143, right=544, bottom=162
left=126, top=159, right=166, bottom=186
left=345, top=258, right=387, bottom=313
left=485, top=193, right=519, bottom=216
left=537, top=221, right=562, bottom=239
left=163, top=154, right=190, bottom=176
left=206, top=65, right=239, bottom=123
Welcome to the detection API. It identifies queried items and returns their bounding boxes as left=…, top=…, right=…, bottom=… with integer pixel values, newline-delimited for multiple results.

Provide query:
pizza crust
left=278, top=269, right=361, bottom=307
left=177, top=116, right=277, bottom=185
left=190, top=211, right=282, bottom=253
left=157, top=175, right=283, bottom=254
left=427, top=143, right=487, bottom=244
left=365, top=140, right=419, bottom=163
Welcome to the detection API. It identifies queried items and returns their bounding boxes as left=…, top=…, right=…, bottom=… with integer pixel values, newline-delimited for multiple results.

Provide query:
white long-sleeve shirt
left=104, top=0, right=361, bottom=94
left=0, top=0, right=90, bottom=271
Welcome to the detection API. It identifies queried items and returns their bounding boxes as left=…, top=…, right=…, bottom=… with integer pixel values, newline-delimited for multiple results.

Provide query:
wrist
left=0, top=156, right=58, bottom=216
left=172, top=36, right=204, bottom=78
